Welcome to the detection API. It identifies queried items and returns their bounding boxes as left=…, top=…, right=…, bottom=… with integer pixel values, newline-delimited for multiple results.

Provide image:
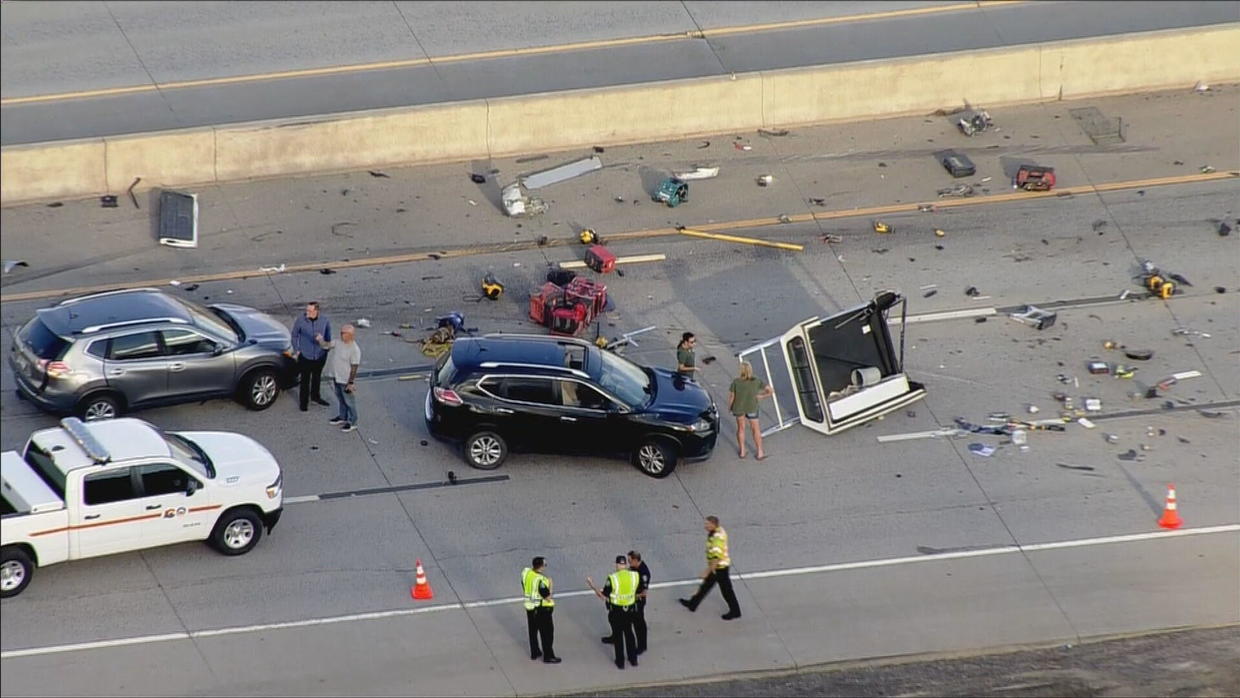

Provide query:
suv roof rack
left=59, top=417, right=112, bottom=464
left=79, top=316, right=189, bottom=334
left=478, top=361, right=590, bottom=379
left=58, top=287, right=162, bottom=306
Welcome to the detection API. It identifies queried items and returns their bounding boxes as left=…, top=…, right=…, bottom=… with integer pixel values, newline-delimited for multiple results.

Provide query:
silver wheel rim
left=223, top=519, right=255, bottom=549
left=251, top=375, right=278, bottom=406
left=85, top=400, right=116, bottom=421
left=638, top=444, right=665, bottom=474
left=469, top=436, right=502, bottom=467
left=1, top=559, right=26, bottom=592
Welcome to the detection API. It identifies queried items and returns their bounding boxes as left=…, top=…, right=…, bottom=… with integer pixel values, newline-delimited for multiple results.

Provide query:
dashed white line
left=3, top=523, right=1235, bottom=660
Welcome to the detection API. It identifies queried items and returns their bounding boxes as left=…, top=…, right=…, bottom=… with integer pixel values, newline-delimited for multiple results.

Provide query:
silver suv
left=9, top=288, right=295, bottom=420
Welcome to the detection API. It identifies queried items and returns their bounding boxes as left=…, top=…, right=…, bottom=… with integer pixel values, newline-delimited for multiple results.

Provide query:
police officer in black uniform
left=602, top=551, right=650, bottom=654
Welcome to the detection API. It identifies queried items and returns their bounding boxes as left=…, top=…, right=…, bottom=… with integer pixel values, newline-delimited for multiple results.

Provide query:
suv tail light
left=39, top=359, right=71, bottom=378
left=433, top=386, right=463, bottom=406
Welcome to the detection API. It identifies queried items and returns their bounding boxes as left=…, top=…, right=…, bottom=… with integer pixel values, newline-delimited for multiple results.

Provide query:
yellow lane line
left=2, top=169, right=1231, bottom=304
left=0, top=2, right=985, bottom=106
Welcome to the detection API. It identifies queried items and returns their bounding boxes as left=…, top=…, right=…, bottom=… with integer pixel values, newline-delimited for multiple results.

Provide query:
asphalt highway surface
left=2, top=1, right=1237, bottom=144
left=0, top=86, right=1237, bottom=696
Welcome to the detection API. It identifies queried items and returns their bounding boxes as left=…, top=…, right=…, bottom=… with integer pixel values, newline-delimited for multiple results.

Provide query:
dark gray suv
left=10, top=288, right=294, bottom=420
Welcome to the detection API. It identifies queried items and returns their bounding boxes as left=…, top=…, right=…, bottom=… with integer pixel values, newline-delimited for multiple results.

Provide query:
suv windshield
left=593, top=349, right=652, bottom=407
left=176, top=297, right=239, bottom=344
left=18, top=317, right=69, bottom=360
left=163, top=432, right=216, bottom=478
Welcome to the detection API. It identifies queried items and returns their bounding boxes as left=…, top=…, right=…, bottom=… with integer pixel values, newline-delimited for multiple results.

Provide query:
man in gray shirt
left=327, top=323, right=361, bottom=432
left=291, top=301, right=332, bottom=412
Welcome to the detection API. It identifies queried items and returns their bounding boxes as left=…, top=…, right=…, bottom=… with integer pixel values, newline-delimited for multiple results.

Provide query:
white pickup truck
left=1, top=417, right=284, bottom=598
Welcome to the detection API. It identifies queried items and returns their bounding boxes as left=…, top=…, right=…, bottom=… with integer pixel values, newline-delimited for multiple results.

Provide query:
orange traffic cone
left=411, top=558, right=434, bottom=600
left=1158, top=484, right=1182, bottom=530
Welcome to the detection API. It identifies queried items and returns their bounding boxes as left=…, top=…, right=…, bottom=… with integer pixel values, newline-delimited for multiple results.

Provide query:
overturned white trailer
left=738, top=291, right=926, bottom=437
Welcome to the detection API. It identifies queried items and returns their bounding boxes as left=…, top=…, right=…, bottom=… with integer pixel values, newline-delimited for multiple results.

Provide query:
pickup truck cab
left=1, top=417, right=283, bottom=598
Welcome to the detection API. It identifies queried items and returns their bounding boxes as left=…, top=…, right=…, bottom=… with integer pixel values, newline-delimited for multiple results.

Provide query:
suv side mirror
left=186, top=478, right=200, bottom=496
left=211, top=344, right=226, bottom=356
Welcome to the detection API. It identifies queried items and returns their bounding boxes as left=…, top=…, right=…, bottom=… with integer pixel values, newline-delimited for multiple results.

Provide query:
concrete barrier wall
left=1, top=140, right=106, bottom=202
left=486, top=73, right=764, bottom=156
left=3, top=25, right=1237, bottom=206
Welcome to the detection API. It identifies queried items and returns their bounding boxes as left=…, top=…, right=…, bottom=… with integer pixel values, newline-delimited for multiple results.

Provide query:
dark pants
left=527, top=607, right=555, bottom=659
left=687, top=567, right=741, bottom=616
left=632, top=600, right=647, bottom=653
left=608, top=607, right=638, bottom=667
left=605, top=600, right=647, bottom=653
left=297, top=355, right=326, bottom=409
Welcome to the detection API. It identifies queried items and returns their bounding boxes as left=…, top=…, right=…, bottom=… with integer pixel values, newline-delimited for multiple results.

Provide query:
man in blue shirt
left=290, top=301, right=332, bottom=412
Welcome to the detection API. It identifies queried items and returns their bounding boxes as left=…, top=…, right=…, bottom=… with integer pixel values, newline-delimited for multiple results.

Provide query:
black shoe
left=543, top=656, right=561, bottom=664
left=637, top=647, right=646, bottom=655
left=721, top=612, right=741, bottom=620
left=629, top=658, right=638, bottom=667
left=300, top=406, right=309, bottom=412
left=328, top=417, right=344, bottom=425
left=601, top=636, right=614, bottom=644
left=679, top=598, right=695, bottom=611
left=313, top=398, right=330, bottom=407
left=616, top=661, right=625, bottom=670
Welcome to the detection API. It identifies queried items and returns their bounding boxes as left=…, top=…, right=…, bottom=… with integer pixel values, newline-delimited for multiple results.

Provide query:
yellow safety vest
left=522, top=568, right=554, bottom=610
left=608, top=570, right=640, bottom=607
left=706, top=527, right=731, bottom=568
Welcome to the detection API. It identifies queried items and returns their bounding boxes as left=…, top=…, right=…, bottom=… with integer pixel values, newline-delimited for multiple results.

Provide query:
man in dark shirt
left=602, top=550, right=651, bottom=654
left=290, top=301, right=332, bottom=412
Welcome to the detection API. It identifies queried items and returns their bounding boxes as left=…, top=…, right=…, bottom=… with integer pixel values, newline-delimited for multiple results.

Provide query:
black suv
left=425, top=334, right=718, bottom=477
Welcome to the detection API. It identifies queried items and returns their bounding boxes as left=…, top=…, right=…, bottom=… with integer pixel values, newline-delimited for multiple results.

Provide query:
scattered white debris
left=260, top=263, right=287, bottom=273
left=356, top=318, right=372, bottom=328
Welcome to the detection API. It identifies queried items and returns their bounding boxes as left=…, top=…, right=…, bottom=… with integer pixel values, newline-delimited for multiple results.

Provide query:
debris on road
left=158, top=190, right=200, bottom=248
left=820, top=233, right=843, bottom=243
left=523, top=155, right=602, bottom=190
left=758, top=128, right=789, bottom=137
left=127, top=177, right=141, bottom=209
left=957, top=108, right=993, bottom=136
left=965, top=286, right=980, bottom=297
left=654, top=177, right=689, bottom=207
left=558, top=253, right=665, bottom=270
left=937, top=183, right=975, bottom=198
left=470, top=173, right=486, bottom=184
left=934, top=228, right=946, bottom=237
left=259, top=263, right=286, bottom=274
left=810, top=197, right=828, bottom=207
left=100, top=195, right=118, bottom=208
left=1200, top=165, right=1215, bottom=173
left=481, top=272, right=504, bottom=300
left=1217, top=221, right=1232, bottom=237
left=1194, top=81, right=1211, bottom=93
left=873, top=221, right=891, bottom=233
left=2, top=260, right=29, bottom=274
left=501, top=182, right=548, bottom=217
left=938, top=150, right=976, bottom=178
left=1015, top=165, right=1056, bottom=191
left=876, top=428, right=963, bottom=443
left=1124, top=349, right=1155, bottom=361
left=320, top=268, right=336, bottom=274
left=673, top=166, right=719, bottom=180
left=757, top=174, right=774, bottom=186
left=1057, top=462, right=1097, bottom=472
left=1009, top=305, right=1058, bottom=330
left=734, top=142, right=752, bottom=151
left=368, top=170, right=390, bottom=178
left=355, top=318, right=371, bottom=329
left=1077, top=417, right=1096, bottom=429
left=968, top=443, right=996, bottom=457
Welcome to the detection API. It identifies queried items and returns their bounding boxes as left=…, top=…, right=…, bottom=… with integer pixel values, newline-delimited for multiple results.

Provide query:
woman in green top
left=728, top=361, right=773, bottom=460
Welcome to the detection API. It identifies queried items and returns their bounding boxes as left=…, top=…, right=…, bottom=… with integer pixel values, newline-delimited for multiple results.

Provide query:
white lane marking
left=3, top=523, right=1236, bottom=659
left=283, top=495, right=321, bottom=504
left=896, top=307, right=997, bottom=324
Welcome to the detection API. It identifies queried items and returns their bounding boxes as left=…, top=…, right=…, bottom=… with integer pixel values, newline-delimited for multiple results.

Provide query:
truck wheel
left=210, top=508, right=263, bottom=556
left=78, top=393, right=121, bottom=421
left=463, top=431, right=507, bottom=470
left=632, top=438, right=678, bottom=478
left=238, top=369, right=280, bottom=411
left=1, top=547, right=34, bottom=599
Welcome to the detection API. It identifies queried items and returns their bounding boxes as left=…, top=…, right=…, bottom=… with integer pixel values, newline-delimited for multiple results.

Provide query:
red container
left=565, top=277, right=607, bottom=319
left=550, top=303, right=587, bottom=336
left=529, top=282, right=563, bottom=325
left=585, top=245, right=617, bottom=273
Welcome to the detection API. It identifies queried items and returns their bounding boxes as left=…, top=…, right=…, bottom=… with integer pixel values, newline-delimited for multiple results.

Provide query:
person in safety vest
left=522, top=557, right=560, bottom=663
left=679, top=515, right=742, bottom=620
left=587, top=555, right=641, bottom=669
left=602, top=551, right=650, bottom=654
